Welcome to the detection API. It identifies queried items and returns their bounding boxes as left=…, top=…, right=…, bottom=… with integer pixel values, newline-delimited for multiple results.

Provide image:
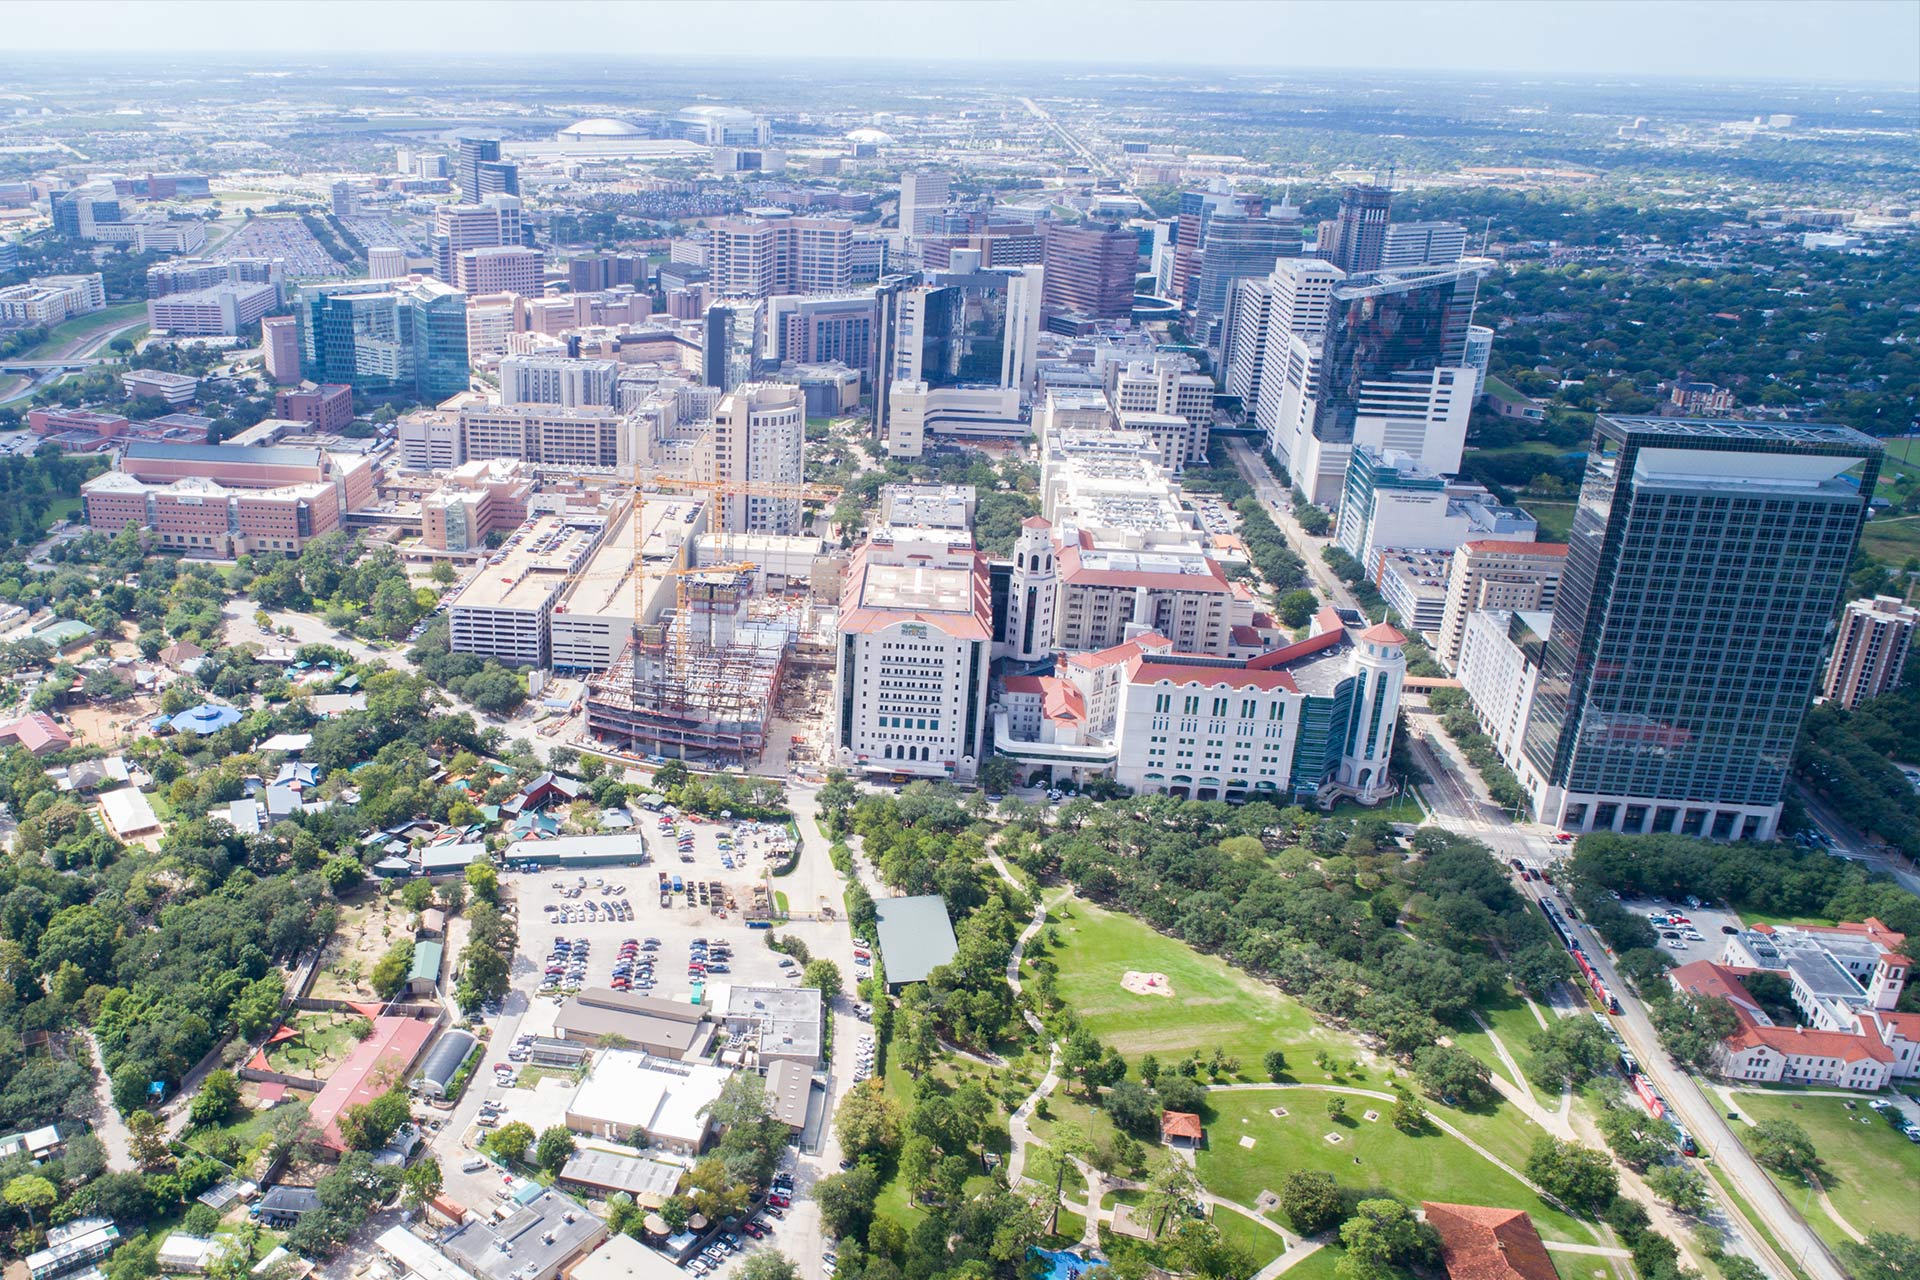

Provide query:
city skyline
left=0, top=0, right=1917, bottom=86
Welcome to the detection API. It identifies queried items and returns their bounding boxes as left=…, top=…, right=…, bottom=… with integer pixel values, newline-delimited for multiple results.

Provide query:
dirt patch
left=308, top=894, right=411, bottom=1002
left=1121, top=970, right=1174, bottom=998
left=65, top=697, right=160, bottom=748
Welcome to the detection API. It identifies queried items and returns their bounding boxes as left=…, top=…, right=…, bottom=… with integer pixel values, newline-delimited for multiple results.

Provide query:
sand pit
left=1121, top=970, right=1174, bottom=997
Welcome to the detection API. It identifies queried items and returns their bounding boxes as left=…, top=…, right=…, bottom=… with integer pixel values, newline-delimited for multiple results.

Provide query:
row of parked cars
left=1867, top=1098, right=1920, bottom=1143
left=612, top=937, right=659, bottom=993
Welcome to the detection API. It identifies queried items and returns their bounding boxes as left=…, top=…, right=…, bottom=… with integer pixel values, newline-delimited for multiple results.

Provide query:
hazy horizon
left=1, top=0, right=1917, bottom=88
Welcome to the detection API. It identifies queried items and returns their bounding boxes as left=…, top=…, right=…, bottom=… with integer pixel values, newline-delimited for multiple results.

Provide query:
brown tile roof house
left=1423, top=1203, right=1558, bottom=1280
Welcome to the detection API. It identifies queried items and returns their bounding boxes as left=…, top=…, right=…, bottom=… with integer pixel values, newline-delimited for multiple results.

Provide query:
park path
left=998, top=855, right=1058, bottom=1190
left=1254, top=1240, right=1325, bottom=1280
left=81, top=1030, right=135, bottom=1168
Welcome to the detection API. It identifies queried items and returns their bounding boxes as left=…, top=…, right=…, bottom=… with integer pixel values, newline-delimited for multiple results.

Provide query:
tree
left=1104, top=1079, right=1161, bottom=1139
left=401, top=1158, right=443, bottom=1212
left=977, top=756, right=1017, bottom=794
left=339, top=1089, right=411, bottom=1152
left=735, top=1254, right=799, bottom=1280
left=1139, top=1157, right=1203, bottom=1238
left=1524, top=1138, right=1618, bottom=1211
left=402, top=879, right=436, bottom=913
left=1279, top=1169, right=1344, bottom=1237
left=1391, top=1095, right=1428, bottom=1135
left=833, top=1081, right=902, bottom=1160
left=1840, top=1232, right=1920, bottom=1280
left=1646, top=1164, right=1708, bottom=1216
left=1264, top=1049, right=1288, bottom=1081
left=321, top=854, right=364, bottom=894
left=1651, top=992, right=1739, bottom=1068
left=1278, top=589, right=1319, bottom=629
left=1341, top=1199, right=1433, bottom=1273
left=802, top=958, right=843, bottom=1000
left=1412, top=1043, right=1494, bottom=1107
left=465, top=861, right=499, bottom=904
left=190, top=1070, right=241, bottom=1129
left=127, top=1109, right=172, bottom=1169
left=814, top=1164, right=880, bottom=1240
left=4, top=1174, right=56, bottom=1227
left=1748, top=1118, right=1818, bottom=1176
left=1326, top=1095, right=1348, bottom=1122
left=535, top=1125, right=576, bottom=1173
left=485, top=1121, right=535, bottom=1164
left=370, top=938, right=415, bottom=999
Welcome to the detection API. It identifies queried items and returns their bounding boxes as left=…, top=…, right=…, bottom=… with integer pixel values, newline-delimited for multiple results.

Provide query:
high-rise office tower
left=891, top=263, right=1042, bottom=394
left=1320, top=183, right=1392, bottom=274
left=1171, top=185, right=1263, bottom=307
left=456, top=245, right=544, bottom=296
left=704, top=300, right=766, bottom=392
left=1381, top=220, right=1469, bottom=269
left=298, top=277, right=470, bottom=402
left=1192, top=207, right=1304, bottom=335
left=899, top=170, right=951, bottom=236
left=707, top=382, right=806, bottom=534
left=1258, top=260, right=1484, bottom=503
left=329, top=181, right=357, bottom=218
left=261, top=315, right=301, bottom=385
left=455, top=136, right=518, bottom=204
left=1823, top=595, right=1920, bottom=710
left=568, top=253, right=642, bottom=292
left=433, top=196, right=523, bottom=284
left=1040, top=222, right=1138, bottom=320
left=1519, top=417, right=1883, bottom=840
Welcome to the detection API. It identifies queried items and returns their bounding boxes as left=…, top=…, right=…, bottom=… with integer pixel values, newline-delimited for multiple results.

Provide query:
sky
left=1, top=0, right=1917, bottom=86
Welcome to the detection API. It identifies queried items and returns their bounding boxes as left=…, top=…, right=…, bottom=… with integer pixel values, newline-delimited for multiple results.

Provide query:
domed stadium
left=845, top=127, right=896, bottom=146
left=558, top=117, right=644, bottom=141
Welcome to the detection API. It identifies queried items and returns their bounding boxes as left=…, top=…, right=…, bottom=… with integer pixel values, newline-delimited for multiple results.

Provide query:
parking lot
left=1613, top=893, right=1745, bottom=961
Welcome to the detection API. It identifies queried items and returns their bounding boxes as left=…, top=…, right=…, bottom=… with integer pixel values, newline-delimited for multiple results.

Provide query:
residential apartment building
left=705, top=382, right=804, bottom=534
left=500, top=354, right=620, bottom=408
left=1822, top=595, right=1919, bottom=709
left=768, top=293, right=878, bottom=385
left=833, top=528, right=994, bottom=783
left=706, top=217, right=853, bottom=299
left=991, top=608, right=1407, bottom=804
left=1456, top=609, right=1549, bottom=768
left=1437, top=540, right=1567, bottom=671
left=1319, top=183, right=1392, bottom=274
left=0, top=273, right=104, bottom=326
left=1519, top=418, right=1882, bottom=839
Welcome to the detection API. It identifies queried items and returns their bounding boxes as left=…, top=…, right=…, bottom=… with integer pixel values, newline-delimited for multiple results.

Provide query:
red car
left=767, top=1193, right=790, bottom=1209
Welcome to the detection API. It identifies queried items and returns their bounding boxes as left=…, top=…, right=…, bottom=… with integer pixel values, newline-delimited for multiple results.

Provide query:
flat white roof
left=568, top=1052, right=731, bottom=1147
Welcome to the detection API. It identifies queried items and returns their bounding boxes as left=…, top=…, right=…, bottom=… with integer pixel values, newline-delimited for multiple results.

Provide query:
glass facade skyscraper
left=1519, top=417, right=1882, bottom=840
left=1313, top=262, right=1481, bottom=449
left=300, top=278, right=470, bottom=402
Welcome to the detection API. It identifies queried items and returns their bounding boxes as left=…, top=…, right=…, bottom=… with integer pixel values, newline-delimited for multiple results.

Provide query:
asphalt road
left=1224, top=436, right=1365, bottom=616
left=1412, top=705, right=1846, bottom=1280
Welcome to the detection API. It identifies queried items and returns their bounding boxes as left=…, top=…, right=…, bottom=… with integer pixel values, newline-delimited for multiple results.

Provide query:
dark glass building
left=300, top=277, right=470, bottom=402
left=1312, top=262, right=1481, bottom=449
left=1321, top=183, right=1392, bottom=274
left=1519, top=417, right=1882, bottom=840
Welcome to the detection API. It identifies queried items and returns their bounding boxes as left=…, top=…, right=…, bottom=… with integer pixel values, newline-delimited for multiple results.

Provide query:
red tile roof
left=1161, top=1111, right=1203, bottom=1142
left=838, top=543, right=994, bottom=642
left=1022, top=515, right=1052, bottom=530
left=1002, top=675, right=1046, bottom=695
left=1360, top=622, right=1407, bottom=645
left=1248, top=626, right=1346, bottom=670
left=1065, top=633, right=1171, bottom=670
left=1424, top=1203, right=1558, bottom=1280
left=0, top=712, right=72, bottom=756
left=1670, top=960, right=1895, bottom=1065
left=1463, top=540, right=1569, bottom=556
left=308, top=1015, right=435, bottom=1152
left=1129, top=658, right=1299, bottom=692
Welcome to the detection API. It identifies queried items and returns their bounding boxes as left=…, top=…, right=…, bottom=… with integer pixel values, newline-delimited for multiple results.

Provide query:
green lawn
left=1324, top=789, right=1427, bottom=825
left=18, top=301, right=147, bottom=358
left=1522, top=500, right=1578, bottom=542
left=1731, top=1094, right=1920, bottom=1247
left=1210, top=1206, right=1288, bottom=1270
left=1448, top=988, right=1549, bottom=1092
left=1040, top=899, right=1350, bottom=1073
left=265, top=1010, right=367, bottom=1075
left=1196, top=1090, right=1598, bottom=1244
left=1860, top=514, right=1920, bottom=566
left=48, top=496, right=83, bottom=523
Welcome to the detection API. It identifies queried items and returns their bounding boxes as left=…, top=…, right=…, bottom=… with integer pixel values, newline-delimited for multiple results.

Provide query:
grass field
left=1325, top=790, right=1427, bottom=825
left=18, top=301, right=147, bottom=359
left=266, top=1009, right=368, bottom=1075
left=1040, top=899, right=1351, bottom=1074
left=1521, top=500, right=1578, bottom=542
left=1448, top=987, right=1549, bottom=1091
left=1196, top=1090, right=1599, bottom=1245
left=1860, top=514, right=1920, bottom=566
left=1731, top=1094, right=1920, bottom=1247
left=1210, top=1206, right=1288, bottom=1270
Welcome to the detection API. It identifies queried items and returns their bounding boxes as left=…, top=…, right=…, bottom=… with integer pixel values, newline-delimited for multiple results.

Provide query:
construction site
left=582, top=479, right=842, bottom=768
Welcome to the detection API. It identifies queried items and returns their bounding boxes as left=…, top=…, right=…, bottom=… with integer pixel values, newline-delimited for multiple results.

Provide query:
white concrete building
left=1437, top=540, right=1566, bottom=672
left=500, top=354, right=620, bottom=408
left=447, top=516, right=603, bottom=667
left=899, top=170, right=950, bottom=236
left=833, top=527, right=993, bottom=782
left=703, top=382, right=804, bottom=533
left=1456, top=609, right=1548, bottom=769
left=1108, top=355, right=1214, bottom=469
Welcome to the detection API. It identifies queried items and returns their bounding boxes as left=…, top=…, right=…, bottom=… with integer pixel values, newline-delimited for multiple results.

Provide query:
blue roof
left=170, top=703, right=244, bottom=734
